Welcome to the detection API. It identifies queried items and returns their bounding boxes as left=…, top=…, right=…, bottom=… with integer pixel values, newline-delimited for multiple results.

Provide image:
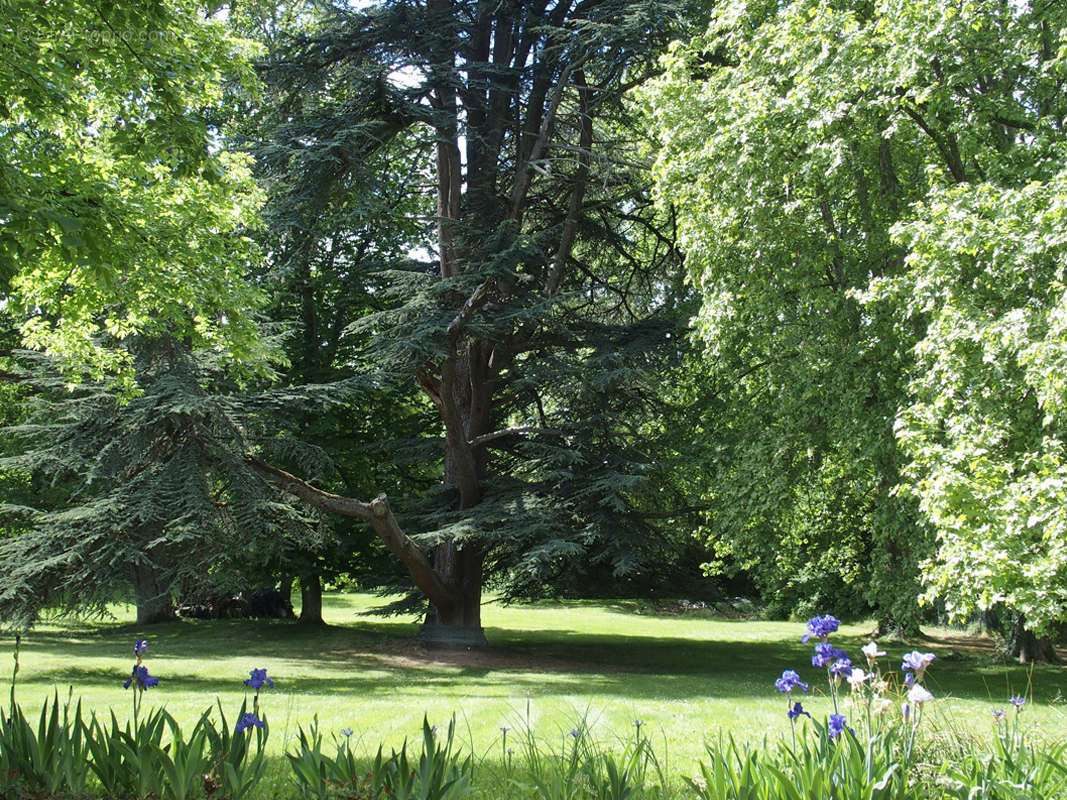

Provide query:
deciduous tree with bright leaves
left=646, top=0, right=1067, bottom=649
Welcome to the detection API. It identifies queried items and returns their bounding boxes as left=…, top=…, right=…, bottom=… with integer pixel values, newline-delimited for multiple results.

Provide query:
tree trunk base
left=299, top=573, right=324, bottom=626
left=874, top=615, right=922, bottom=641
left=1006, top=614, right=1062, bottom=664
left=137, top=606, right=177, bottom=625
left=419, top=622, right=487, bottom=649
left=133, top=563, right=176, bottom=625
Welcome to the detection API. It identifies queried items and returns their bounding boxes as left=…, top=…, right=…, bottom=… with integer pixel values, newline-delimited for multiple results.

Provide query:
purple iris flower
left=900, top=651, right=935, bottom=680
left=812, top=643, right=848, bottom=668
left=775, top=670, right=809, bottom=693
left=134, top=640, right=148, bottom=657
left=244, top=668, right=274, bottom=690
left=123, top=664, right=159, bottom=690
left=828, top=713, right=849, bottom=739
left=1009, top=695, right=1025, bottom=709
left=830, top=657, right=852, bottom=677
left=235, top=712, right=265, bottom=734
left=787, top=701, right=811, bottom=720
left=801, top=615, right=841, bottom=643
left=904, top=672, right=915, bottom=688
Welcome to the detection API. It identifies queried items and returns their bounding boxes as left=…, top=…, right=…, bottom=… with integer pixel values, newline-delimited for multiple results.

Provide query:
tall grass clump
left=1, top=634, right=92, bottom=798
left=288, top=715, right=473, bottom=800
left=502, top=712, right=670, bottom=800
left=935, top=697, right=1067, bottom=799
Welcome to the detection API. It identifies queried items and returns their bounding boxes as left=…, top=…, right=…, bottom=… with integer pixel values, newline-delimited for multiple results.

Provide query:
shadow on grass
left=4, top=613, right=1065, bottom=706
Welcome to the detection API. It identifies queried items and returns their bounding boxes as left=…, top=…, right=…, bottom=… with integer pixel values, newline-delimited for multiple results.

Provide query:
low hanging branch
left=244, top=457, right=457, bottom=615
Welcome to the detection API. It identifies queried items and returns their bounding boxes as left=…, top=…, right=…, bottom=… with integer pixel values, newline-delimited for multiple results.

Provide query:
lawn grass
left=2, top=591, right=1065, bottom=795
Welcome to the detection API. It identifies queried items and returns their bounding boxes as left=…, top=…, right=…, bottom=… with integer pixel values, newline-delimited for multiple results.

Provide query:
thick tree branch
left=468, top=426, right=564, bottom=448
left=992, top=114, right=1035, bottom=132
left=428, top=0, right=463, bottom=278
left=817, top=185, right=845, bottom=288
left=246, top=457, right=373, bottom=517
left=510, top=51, right=592, bottom=218
left=438, top=354, right=482, bottom=505
left=246, top=457, right=456, bottom=614
left=899, top=101, right=967, bottom=183
left=437, top=280, right=497, bottom=506
left=546, top=69, right=592, bottom=297
left=416, top=371, right=443, bottom=409
left=447, top=278, right=494, bottom=339
left=700, top=353, right=801, bottom=403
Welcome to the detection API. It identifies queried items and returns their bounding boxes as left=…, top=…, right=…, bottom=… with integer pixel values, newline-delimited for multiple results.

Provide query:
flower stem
left=826, top=667, right=839, bottom=715
left=9, top=633, right=20, bottom=716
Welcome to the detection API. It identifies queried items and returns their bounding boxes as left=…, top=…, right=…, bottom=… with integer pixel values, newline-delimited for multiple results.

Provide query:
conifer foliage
left=247, top=0, right=693, bottom=642
left=0, top=340, right=316, bottom=628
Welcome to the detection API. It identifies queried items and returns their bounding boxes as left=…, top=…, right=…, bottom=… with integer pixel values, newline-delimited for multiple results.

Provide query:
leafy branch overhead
left=1, top=0, right=275, bottom=386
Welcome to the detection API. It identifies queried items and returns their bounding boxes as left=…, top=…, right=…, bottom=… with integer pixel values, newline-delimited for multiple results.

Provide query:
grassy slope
left=1, top=592, right=1065, bottom=787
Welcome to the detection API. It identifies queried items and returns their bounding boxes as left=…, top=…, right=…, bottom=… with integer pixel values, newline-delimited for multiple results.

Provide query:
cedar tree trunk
left=132, top=561, right=176, bottom=625
left=299, top=572, right=324, bottom=625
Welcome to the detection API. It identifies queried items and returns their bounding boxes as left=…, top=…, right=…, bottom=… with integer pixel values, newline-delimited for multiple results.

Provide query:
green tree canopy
left=1, top=0, right=271, bottom=383
left=645, top=0, right=930, bottom=628
left=0, top=339, right=318, bottom=628
left=646, top=0, right=1067, bottom=637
